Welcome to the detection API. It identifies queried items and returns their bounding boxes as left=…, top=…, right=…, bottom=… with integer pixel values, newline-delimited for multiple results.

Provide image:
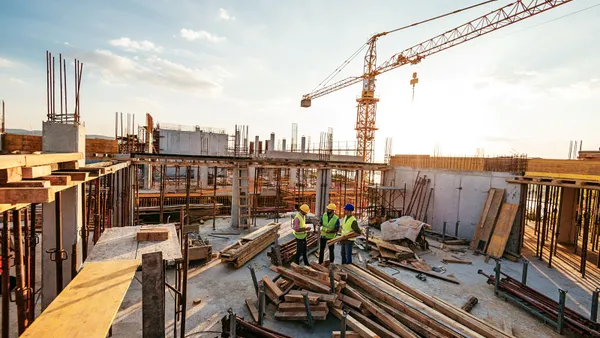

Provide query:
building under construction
left=3, top=1, right=600, bottom=338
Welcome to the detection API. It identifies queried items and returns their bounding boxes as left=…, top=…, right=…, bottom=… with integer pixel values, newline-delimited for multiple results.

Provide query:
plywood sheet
left=486, top=203, right=519, bottom=258
left=470, top=188, right=504, bottom=251
left=86, top=224, right=182, bottom=264
left=21, top=260, right=139, bottom=338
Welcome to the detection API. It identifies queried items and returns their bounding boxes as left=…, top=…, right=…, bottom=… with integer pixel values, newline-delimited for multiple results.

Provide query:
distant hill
left=5, top=128, right=114, bottom=140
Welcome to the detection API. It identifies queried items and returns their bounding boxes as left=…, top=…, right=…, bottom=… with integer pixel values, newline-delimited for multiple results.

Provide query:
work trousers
left=340, top=242, right=353, bottom=264
left=318, top=236, right=335, bottom=264
left=294, top=238, right=309, bottom=266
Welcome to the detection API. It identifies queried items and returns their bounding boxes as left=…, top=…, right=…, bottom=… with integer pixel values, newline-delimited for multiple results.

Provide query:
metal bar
left=22, top=207, right=31, bottom=324
left=55, top=191, right=64, bottom=295
left=185, top=166, right=191, bottom=226
left=159, top=165, right=165, bottom=223
left=81, top=182, right=88, bottom=260
left=522, top=259, right=529, bottom=286
left=258, top=284, right=265, bottom=326
left=303, top=292, right=314, bottom=328
left=549, top=187, right=563, bottom=267
left=2, top=211, right=10, bottom=338
left=591, top=288, right=600, bottom=322
left=213, top=166, right=217, bottom=230
left=13, top=209, right=28, bottom=333
left=29, top=204, right=36, bottom=323
left=494, top=261, right=500, bottom=296
left=248, top=265, right=259, bottom=297
left=540, top=185, right=550, bottom=260
left=229, top=309, right=237, bottom=338
left=340, top=310, right=348, bottom=338
left=180, top=233, right=189, bottom=337
left=557, top=289, right=567, bottom=334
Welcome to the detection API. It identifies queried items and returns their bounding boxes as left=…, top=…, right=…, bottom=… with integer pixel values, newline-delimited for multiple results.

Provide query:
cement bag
left=381, top=216, right=430, bottom=242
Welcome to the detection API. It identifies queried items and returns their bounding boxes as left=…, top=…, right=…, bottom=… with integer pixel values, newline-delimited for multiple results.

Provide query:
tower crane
left=301, top=0, right=574, bottom=165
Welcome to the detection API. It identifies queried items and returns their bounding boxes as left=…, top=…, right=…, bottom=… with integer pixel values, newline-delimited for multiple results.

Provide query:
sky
left=0, top=0, right=599, bottom=162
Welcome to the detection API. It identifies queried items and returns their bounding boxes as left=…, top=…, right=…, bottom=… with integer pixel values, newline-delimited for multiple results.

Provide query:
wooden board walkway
left=21, top=260, right=139, bottom=338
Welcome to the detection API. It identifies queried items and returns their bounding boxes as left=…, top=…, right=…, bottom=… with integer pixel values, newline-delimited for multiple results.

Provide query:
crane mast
left=302, top=0, right=574, bottom=166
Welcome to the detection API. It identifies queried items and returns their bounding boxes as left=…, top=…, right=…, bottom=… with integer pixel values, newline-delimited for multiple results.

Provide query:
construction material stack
left=220, top=222, right=281, bottom=268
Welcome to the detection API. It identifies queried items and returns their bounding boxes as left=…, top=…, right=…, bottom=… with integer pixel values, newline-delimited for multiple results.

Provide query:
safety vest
left=293, top=212, right=307, bottom=240
left=320, top=213, right=339, bottom=239
left=342, top=216, right=357, bottom=241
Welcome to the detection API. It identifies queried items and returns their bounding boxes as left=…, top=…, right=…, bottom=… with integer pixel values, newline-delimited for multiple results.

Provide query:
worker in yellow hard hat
left=292, top=204, right=312, bottom=266
left=318, top=203, right=340, bottom=264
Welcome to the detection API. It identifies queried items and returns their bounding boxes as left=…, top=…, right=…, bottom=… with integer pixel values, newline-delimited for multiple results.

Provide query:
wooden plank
left=441, top=258, right=472, bottom=265
left=385, top=260, right=459, bottom=284
left=0, top=155, right=26, bottom=170
left=470, top=189, right=494, bottom=250
left=283, top=294, right=319, bottom=304
left=23, top=152, right=84, bottom=167
left=287, top=289, right=338, bottom=303
left=142, top=252, right=164, bottom=336
left=277, top=302, right=328, bottom=312
left=377, top=245, right=398, bottom=260
left=22, top=165, right=52, bottom=179
left=471, top=188, right=504, bottom=251
left=331, top=308, right=379, bottom=338
left=20, top=260, right=139, bottom=338
left=339, top=294, right=362, bottom=310
left=349, top=309, right=403, bottom=338
left=245, top=298, right=259, bottom=323
left=328, top=232, right=360, bottom=245
left=0, top=180, right=50, bottom=188
left=486, top=203, right=519, bottom=258
left=370, top=238, right=412, bottom=253
left=332, top=331, right=361, bottom=338
left=0, top=187, right=54, bottom=204
left=262, top=275, right=284, bottom=298
left=276, top=266, right=330, bottom=293
left=0, top=167, right=22, bottom=183
left=59, top=161, right=80, bottom=170
left=274, top=310, right=328, bottom=321
left=345, top=285, right=416, bottom=338
left=42, top=175, right=71, bottom=186
left=56, top=171, right=89, bottom=181
left=241, top=222, right=280, bottom=241
left=136, top=228, right=170, bottom=241
left=136, top=225, right=183, bottom=263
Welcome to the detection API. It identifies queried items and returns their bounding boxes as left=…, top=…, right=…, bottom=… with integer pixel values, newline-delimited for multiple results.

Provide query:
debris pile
left=267, top=232, right=318, bottom=266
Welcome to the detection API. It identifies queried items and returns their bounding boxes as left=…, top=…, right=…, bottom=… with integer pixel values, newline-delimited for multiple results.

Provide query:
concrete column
left=289, top=168, right=297, bottom=188
left=199, top=166, right=209, bottom=188
left=232, top=167, right=240, bottom=227
left=270, top=133, right=275, bottom=151
left=41, top=122, right=85, bottom=309
left=282, top=139, right=287, bottom=151
left=315, top=169, right=332, bottom=216
left=558, top=187, right=577, bottom=244
left=143, top=164, right=153, bottom=190
left=254, top=136, right=259, bottom=156
left=301, top=136, right=306, bottom=153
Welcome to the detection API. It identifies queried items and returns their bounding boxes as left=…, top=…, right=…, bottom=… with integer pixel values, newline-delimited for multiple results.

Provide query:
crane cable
left=310, top=0, right=499, bottom=95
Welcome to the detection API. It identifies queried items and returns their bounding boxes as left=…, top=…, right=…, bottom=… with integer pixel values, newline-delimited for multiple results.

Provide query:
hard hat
left=344, top=203, right=355, bottom=211
left=326, top=203, right=336, bottom=211
left=300, top=204, right=310, bottom=213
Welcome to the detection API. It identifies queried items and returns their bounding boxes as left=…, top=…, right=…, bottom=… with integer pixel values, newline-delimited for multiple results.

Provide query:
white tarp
left=380, top=216, right=431, bottom=242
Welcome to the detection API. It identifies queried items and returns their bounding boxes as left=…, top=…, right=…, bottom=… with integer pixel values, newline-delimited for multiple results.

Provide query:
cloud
left=0, top=57, right=15, bottom=68
left=109, top=37, right=163, bottom=52
left=219, top=8, right=235, bottom=21
left=82, top=49, right=228, bottom=95
left=179, top=29, right=225, bottom=43
left=9, top=77, right=25, bottom=85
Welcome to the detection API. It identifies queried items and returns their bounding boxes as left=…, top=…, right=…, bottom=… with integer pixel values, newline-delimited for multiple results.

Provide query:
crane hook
left=410, top=72, right=419, bottom=103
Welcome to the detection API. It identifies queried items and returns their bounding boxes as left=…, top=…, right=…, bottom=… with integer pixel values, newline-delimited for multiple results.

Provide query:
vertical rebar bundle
left=46, top=51, right=83, bottom=124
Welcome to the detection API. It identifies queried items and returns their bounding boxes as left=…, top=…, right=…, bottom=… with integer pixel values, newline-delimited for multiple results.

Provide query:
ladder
left=237, top=165, right=251, bottom=229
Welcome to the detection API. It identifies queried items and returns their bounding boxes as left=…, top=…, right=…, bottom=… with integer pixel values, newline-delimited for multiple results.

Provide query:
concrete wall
left=159, top=129, right=228, bottom=156
left=386, top=167, right=523, bottom=245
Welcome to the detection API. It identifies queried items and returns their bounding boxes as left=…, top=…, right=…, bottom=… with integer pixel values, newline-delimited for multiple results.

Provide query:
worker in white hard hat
left=292, top=204, right=312, bottom=266
left=318, top=203, right=340, bottom=264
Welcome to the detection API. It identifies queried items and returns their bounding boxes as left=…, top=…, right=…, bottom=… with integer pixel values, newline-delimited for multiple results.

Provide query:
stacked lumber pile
left=471, top=189, right=520, bottom=260
left=220, top=222, right=281, bottom=268
left=267, top=231, right=318, bottom=265
left=337, top=264, right=513, bottom=338
left=221, top=314, right=292, bottom=338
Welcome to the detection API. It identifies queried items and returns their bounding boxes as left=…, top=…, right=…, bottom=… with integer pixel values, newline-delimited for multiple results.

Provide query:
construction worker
left=292, top=204, right=312, bottom=266
left=318, top=203, right=340, bottom=264
left=340, top=203, right=360, bottom=265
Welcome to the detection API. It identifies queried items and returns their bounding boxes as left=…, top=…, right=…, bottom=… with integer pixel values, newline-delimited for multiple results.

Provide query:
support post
left=142, top=251, right=165, bottom=338
left=522, top=259, right=529, bottom=286
left=54, top=191, right=65, bottom=295
left=329, top=264, right=335, bottom=294
left=302, top=292, right=314, bottom=328
left=442, top=221, right=447, bottom=243
left=29, top=204, right=36, bottom=323
left=248, top=265, right=259, bottom=297
left=13, top=209, right=28, bottom=334
left=258, top=284, right=265, bottom=326
left=494, top=261, right=501, bottom=296
left=557, top=289, right=567, bottom=334
left=180, top=234, right=189, bottom=338
left=591, top=288, right=600, bottom=322
left=2, top=211, right=10, bottom=338
left=340, top=310, right=348, bottom=338
left=228, top=309, right=237, bottom=338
